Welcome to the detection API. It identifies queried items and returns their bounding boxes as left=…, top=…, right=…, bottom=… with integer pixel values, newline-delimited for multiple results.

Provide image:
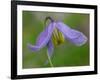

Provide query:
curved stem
left=46, top=51, right=53, bottom=67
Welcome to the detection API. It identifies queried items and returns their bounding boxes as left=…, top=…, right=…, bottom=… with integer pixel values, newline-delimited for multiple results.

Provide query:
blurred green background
left=22, top=11, right=89, bottom=69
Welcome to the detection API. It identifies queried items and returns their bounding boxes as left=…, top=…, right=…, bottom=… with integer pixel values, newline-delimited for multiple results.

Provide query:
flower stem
left=46, top=51, right=53, bottom=67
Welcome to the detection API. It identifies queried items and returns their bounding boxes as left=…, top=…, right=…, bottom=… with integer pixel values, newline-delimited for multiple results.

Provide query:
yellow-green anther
left=52, top=28, right=65, bottom=46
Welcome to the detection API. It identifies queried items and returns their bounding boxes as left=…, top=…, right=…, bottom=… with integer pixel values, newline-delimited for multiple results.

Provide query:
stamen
left=52, top=28, right=65, bottom=46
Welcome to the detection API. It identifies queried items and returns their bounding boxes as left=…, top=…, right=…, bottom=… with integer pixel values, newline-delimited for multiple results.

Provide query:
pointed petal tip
left=27, top=43, right=34, bottom=52
left=75, top=35, right=88, bottom=46
left=27, top=43, right=40, bottom=52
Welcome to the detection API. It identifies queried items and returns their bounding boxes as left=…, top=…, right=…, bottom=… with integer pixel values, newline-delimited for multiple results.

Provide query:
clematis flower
left=28, top=17, right=87, bottom=65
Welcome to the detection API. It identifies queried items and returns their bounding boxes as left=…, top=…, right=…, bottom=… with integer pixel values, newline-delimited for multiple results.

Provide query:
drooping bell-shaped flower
left=28, top=17, right=87, bottom=65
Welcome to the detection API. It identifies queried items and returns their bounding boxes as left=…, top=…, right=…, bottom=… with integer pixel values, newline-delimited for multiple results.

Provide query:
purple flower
left=28, top=17, right=87, bottom=64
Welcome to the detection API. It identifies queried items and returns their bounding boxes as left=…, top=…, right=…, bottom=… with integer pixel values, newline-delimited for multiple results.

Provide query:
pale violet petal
left=28, top=22, right=56, bottom=51
left=47, top=40, right=54, bottom=57
left=27, top=43, right=41, bottom=51
left=45, top=40, right=54, bottom=64
left=56, top=21, right=87, bottom=46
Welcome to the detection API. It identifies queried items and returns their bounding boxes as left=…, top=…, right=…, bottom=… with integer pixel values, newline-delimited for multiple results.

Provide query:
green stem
left=46, top=51, right=53, bottom=67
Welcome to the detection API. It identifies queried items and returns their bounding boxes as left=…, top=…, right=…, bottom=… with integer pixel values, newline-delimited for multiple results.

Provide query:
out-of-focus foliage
left=22, top=11, right=89, bottom=68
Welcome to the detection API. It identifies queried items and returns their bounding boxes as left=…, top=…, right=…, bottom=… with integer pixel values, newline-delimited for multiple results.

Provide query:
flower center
left=44, top=16, right=65, bottom=46
left=52, top=28, right=65, bottom=46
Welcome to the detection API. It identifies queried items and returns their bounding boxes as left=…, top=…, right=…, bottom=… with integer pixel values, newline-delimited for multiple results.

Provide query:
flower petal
left=45, top=40, right=54, bottom=65
left=27, top=43, right=40, bottom=51
left=47, top=40, right=54, bottom=57
left=56, top=21, right=87, bottom=46
left=28, top=22, right=55, bottom=51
